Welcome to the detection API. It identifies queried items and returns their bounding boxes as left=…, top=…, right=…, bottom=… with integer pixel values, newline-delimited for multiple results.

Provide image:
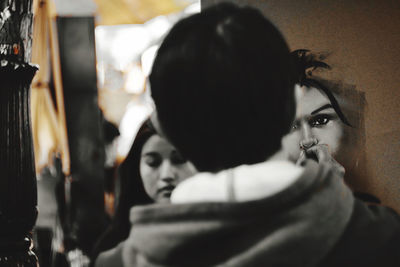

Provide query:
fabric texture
left=123, top=160, right=362, bottom=267
left=171, top=160, right=303, bottom=203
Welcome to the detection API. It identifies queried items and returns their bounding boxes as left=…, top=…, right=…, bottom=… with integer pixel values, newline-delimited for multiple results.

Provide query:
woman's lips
left=157, top=185, right=176, bottom=197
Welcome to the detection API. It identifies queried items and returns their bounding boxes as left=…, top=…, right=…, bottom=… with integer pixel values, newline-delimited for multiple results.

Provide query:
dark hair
left=103, top=119, right=120, bottom=145
left=291, top=49, right=351, bottom=126
left=150, top=3, right=296, bottom=172
left=91, top=120, right=155, bottom=262
left=99, top=110, right=120, bottom=144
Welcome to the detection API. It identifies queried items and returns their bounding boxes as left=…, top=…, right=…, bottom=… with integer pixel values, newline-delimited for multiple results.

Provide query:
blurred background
left=32, top=0, right=200, bottom=173
left=30, top=1, right=199, bottom=266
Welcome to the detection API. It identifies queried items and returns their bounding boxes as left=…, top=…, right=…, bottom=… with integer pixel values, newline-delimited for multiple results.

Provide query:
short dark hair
left=150, top=3, right=296, bottom=172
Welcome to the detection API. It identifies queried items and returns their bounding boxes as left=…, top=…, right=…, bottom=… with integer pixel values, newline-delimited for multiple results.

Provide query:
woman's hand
left=297, top=144, right=345, bottom=178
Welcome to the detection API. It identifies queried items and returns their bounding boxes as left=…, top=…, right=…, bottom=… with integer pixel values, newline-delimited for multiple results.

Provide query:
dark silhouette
left=91, top=120, right=154, bottom=263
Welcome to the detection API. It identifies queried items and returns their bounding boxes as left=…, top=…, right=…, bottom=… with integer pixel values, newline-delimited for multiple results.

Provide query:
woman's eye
left=290, top=121, right=300, bottom=132
left=310, top=115, right=330, bottom=127
left=171, top=151, right=187, bottom=165
left=144, top=154, right=162, bottom=167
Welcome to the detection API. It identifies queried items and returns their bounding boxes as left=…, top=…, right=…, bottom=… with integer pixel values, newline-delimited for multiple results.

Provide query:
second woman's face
left=282, top=85, right=345, bottom=162
left=140, top=135, right=196, bottom=203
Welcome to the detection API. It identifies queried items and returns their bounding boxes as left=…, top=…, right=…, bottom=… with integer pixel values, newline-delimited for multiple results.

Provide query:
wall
left=202, top=0, right=400, bottom=212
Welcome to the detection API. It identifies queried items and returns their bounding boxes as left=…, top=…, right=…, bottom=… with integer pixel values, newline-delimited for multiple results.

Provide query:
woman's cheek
left=314, top=123, right=344, bottom=156
left=140, top=166, right=159, bottom=198
left=175, top=165, right=196, bottom=184
left=281, top=132, right=301, bottom=161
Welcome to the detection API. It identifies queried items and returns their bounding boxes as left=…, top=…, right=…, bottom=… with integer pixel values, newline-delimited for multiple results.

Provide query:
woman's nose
left=160, top=176, right=175, bottom=184
left=159, top=161, right=176, bottom=182
left=299, top=123, right=318, bottom=149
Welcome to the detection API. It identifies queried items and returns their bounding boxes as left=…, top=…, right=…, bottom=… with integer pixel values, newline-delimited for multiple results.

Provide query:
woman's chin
left=156, top=194, right=172, bottom=204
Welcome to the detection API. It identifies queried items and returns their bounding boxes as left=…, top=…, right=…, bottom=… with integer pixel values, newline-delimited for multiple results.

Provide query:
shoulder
left=171, top=160, right=303, bottom=203
left=320, top=199, right=400, bottom=267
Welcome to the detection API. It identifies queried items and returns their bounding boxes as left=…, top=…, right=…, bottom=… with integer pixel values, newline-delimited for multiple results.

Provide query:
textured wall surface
left=202, top=0, right=400, bottom=212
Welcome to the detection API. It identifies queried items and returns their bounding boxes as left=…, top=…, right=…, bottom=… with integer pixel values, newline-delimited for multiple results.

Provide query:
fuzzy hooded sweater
left=97, top=160, right=400, bottom=267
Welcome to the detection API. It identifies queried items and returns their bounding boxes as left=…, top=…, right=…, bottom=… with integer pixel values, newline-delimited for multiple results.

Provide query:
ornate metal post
left=0, top=0, right=38, bottom=266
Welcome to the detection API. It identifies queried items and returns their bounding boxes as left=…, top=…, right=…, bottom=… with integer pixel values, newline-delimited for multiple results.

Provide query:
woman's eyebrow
left=143, top=151, right=158, bottom=156
left=310, top=104, right=333, bottom=115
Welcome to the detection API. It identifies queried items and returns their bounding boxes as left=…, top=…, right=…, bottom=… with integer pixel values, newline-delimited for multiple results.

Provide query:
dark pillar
left=0, top=0, right=38, bottom=266
left=55, top=16, right=106, bottom=257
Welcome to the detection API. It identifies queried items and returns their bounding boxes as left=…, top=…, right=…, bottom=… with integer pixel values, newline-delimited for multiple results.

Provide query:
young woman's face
left=282, top=85, right=345, bottom=162
left=140, top=135, right=196, bottom=203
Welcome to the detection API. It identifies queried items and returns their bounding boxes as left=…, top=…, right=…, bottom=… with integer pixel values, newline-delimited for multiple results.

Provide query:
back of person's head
left=150, top=2, right=296, bottom=172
